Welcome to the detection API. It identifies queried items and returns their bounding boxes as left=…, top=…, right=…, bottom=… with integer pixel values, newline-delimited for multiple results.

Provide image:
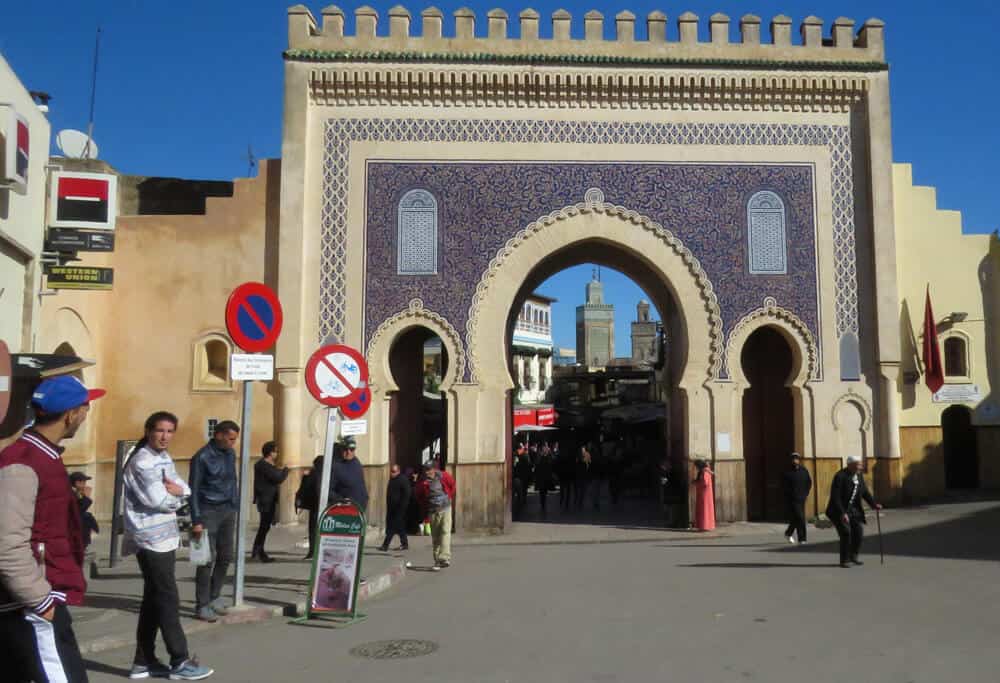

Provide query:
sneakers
left=437, top=560, right=451, bottom=568
left=169, top=658, right=214, bottom=681
left=129, top=662, right=170, bottom=679
left=786, top=535, right=796, bottom=544
left=209, top=598, right=229, bottom=616
left=850, top=558, right=864, bottom=566
left=431, top=565, right=441, bottom=572
left=195, top=607, right=217, bottom=622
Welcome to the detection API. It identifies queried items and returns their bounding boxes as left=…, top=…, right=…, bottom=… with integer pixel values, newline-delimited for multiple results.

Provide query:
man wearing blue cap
left=0, top=375, right=105, bottom=682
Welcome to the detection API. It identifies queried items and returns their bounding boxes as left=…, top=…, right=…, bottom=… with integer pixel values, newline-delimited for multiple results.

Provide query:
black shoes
left=850, top=557, right=864, bottom=566
left=840, top=562, right=851, bottom=568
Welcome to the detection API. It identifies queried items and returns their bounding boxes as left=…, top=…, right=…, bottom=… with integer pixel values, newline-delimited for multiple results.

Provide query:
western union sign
left=46, top=266, right=114, bottom=291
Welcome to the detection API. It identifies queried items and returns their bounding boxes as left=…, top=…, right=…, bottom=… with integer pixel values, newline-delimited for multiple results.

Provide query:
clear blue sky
left=3, top=1, right=997, bottom=352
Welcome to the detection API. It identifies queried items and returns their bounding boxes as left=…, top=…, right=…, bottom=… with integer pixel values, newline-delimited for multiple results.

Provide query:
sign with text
left=230, top=354, right=274, bottom=381
left=46, top=228, right=115, bottom=253
left=308, top=501, right=366, bottom=617
left=340, top=419, right=368, bottom=436
left=933, top=384, right=982, bottom=403
left=46, top=266, right=114, bottom=290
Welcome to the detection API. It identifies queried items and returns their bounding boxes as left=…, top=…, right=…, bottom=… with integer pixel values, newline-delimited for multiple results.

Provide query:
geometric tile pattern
left=321, top=118, right=858, bottom=346
left=747, top=191, right=788, bottom=275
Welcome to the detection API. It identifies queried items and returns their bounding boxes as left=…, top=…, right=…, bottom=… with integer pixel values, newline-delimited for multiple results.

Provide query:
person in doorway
left=534, top=447, right=555, bottom=518
left=295, top=456, right=322, bottom=560
left=557, top=442, right=575, bottom=511
left=0, top=376, right=103, bottom=683
left=415, top=460, right=456, bottom=569
left=252, top=441, right=289, bottom=563
left=574, top=443, right=592, bottom=510
left=693, top=459, right=716, bottom=531
left=324, top=437, right=369, bottom=512
left=379, top=463, right=411, bottom=551
left=189, top=420, right=240, bottom=622
left=512, top=445, right=533, bottom=520
left=404, top=468, right=422, bottom=535
left=826, top=455, right=881, bottom=568
left=656, top=457, right=673, bottom=526
left=782, top=452, right=812, bottom=544
left=123, top=411, right=214, bottom=681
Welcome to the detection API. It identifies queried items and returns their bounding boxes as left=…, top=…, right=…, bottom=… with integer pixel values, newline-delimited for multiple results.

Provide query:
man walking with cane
left=826, top=455, right=881, bottom=568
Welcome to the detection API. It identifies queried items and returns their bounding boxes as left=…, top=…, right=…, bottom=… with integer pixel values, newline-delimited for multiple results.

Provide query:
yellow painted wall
left=40, top=161, right=282, bottom=522
left=893, top=163, right=1000, bottom=494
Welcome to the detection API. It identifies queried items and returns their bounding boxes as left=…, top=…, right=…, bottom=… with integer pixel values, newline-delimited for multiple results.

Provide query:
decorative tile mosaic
left=364, top=162, right=817, bottom=381
left=321, top=119, right=858, bottom=376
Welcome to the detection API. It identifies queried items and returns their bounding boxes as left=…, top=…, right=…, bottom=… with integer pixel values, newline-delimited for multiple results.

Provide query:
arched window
left=192, top=333, right=234, bottom=392
left=747, top=191, right=788, bottom=275
left=943, top=336, right=970, bottom=379
left=397, top=189, right=438, bottom=275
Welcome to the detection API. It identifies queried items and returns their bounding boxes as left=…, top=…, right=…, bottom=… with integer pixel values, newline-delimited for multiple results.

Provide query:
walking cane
left=875, top=506, right=884, bottom=565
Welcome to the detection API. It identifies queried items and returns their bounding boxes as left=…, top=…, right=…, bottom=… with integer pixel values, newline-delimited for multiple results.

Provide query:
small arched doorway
left=388, top=326, right=449, bottom=473
left=741, top=326, right=795, bottom=521
left=942, top=405, right=978, bottom=489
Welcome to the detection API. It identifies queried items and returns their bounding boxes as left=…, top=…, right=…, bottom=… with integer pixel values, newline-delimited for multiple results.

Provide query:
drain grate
left=350, top=639, right=439, bottom=660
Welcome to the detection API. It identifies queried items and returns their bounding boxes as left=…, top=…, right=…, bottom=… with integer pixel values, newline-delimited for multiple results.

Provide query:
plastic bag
left=189, top=532, right=211, bottom=566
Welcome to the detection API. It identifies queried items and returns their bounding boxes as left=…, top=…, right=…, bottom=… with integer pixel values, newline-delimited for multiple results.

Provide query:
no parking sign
left=225, top=282, right=283, bottom=353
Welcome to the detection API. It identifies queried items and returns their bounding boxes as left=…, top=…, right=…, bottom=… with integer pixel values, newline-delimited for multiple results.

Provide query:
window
left=944, top=336, right=969, bottom=379
left=192, top=334, right=234, bottom=392
left=397, top=189, right=438, bottom=275
left=747, top=190, right=788, bottom=275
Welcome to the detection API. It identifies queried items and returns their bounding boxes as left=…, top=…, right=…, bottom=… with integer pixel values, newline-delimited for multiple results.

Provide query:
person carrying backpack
left=295, top=457, right=321, bottom=560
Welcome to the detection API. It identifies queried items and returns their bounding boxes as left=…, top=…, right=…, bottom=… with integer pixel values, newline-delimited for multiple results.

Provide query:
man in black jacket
left=322, top=437, right=369, bottom=512
left=782, top=453, right=812, bottom=544
left=379, top=464, right=411, bottom=551
left=252, top=441, right=289, bottom=562
left=826, top=455, right=881, bottom=568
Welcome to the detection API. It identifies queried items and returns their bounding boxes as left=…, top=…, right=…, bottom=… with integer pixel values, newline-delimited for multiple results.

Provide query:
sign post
left=224, top=282, right=282, bottom=608
left=297, top=343, right=372, bottom=625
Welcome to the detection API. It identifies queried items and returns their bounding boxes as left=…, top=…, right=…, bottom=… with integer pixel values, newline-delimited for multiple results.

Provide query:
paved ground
left=82, top=499, right=1000, bottom=682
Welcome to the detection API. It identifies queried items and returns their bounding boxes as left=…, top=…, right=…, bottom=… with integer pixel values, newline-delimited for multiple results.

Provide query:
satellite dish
left=55, top=129, right=98, bottom=160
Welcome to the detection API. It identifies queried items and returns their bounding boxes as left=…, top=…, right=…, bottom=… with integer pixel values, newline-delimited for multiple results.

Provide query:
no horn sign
left=304, top=344, right=371, bottom=418
left=225, top=282, right=283, bottom=353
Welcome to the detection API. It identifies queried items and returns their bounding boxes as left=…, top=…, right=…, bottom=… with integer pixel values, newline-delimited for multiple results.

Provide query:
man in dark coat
left=782, top=453, right=812, bottom=544
left=379, top=464, right=411, bottom=551
left=322, top=437, right=369, bottom=512
left=826, top=455, right=881, bottom=568
left=252, top=441, right=289, bottom=562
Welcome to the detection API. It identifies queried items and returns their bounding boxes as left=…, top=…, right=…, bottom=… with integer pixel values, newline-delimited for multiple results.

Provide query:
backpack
left=296, top=470, right=318, bottom=511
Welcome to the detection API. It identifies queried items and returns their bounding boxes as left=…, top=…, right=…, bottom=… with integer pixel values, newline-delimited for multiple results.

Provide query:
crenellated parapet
left=286, top=6, right=886, bottom=66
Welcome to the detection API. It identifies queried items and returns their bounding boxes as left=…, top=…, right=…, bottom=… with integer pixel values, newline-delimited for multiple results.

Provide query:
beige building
left=25, top=7, right=1000, bottom=535
left=1, top=55, right=49, bottom=354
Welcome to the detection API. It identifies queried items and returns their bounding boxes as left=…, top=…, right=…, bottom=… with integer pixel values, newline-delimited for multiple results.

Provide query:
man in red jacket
left=0, top=376, right=104, bottom=682
left=414, top=459, right=456, bottom=570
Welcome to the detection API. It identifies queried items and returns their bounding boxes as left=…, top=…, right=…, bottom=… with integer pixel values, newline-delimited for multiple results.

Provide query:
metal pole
left=233, top=380, right=253, bottom=606
left=316, top=408, right=341, bottom=518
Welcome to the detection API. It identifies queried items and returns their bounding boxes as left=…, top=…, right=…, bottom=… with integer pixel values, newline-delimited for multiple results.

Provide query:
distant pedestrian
left=512, top=445, right=532, bottom=519
left=0, top=375, right=103, bottom=683
left=123, top=411, right=214, bottom=681
left=415, top=460, right=456, bottom=569
left=379, top=463, right=411, bottom=551
left=534, top=448, right=554, bottom=518
left=404, top=467, right=422, bottom=535
left=826, top=455, right=881, bottom=568
left=574, top=444, right=592, bottom=510
left=252, top=441, right=289, bottom=563
left=782, top=452, right=812, bottom=544
left=295, top=456, right=322, bottom=560
left=693, top=459, right=716, bottom=531
left=189, top=420, right=240, bottom=621
left=71, top=471, right=100, bottom=577
left=322, top=437, right=369, bottom=512
left=557, top=443, right=575, bottom=510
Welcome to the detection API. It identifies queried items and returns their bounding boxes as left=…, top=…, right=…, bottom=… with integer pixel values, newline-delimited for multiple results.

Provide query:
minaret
left=576, top=270, right=614, bottom=367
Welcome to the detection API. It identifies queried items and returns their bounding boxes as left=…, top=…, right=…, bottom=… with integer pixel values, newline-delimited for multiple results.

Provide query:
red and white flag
left=922, top=286, right=944, bottom=394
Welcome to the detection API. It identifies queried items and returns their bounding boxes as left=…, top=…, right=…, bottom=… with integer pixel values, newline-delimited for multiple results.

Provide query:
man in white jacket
left=123, top=411, right=213, bottom=681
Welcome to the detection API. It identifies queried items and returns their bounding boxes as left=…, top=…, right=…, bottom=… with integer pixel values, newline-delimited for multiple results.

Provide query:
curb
left=78, top=559, right=407, bottom=656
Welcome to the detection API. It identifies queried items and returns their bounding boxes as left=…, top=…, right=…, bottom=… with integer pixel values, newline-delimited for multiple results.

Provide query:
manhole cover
left=350, top=639, right=439, bottom=660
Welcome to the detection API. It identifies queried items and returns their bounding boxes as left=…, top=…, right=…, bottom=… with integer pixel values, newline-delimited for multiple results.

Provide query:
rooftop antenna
left=81, top=27, right=101, bottom=160
left=247, top=144, right=257, bottom=177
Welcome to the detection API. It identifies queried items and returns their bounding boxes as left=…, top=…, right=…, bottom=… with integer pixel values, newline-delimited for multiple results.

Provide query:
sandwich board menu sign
left=307, top=500, right=366, bottom=619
